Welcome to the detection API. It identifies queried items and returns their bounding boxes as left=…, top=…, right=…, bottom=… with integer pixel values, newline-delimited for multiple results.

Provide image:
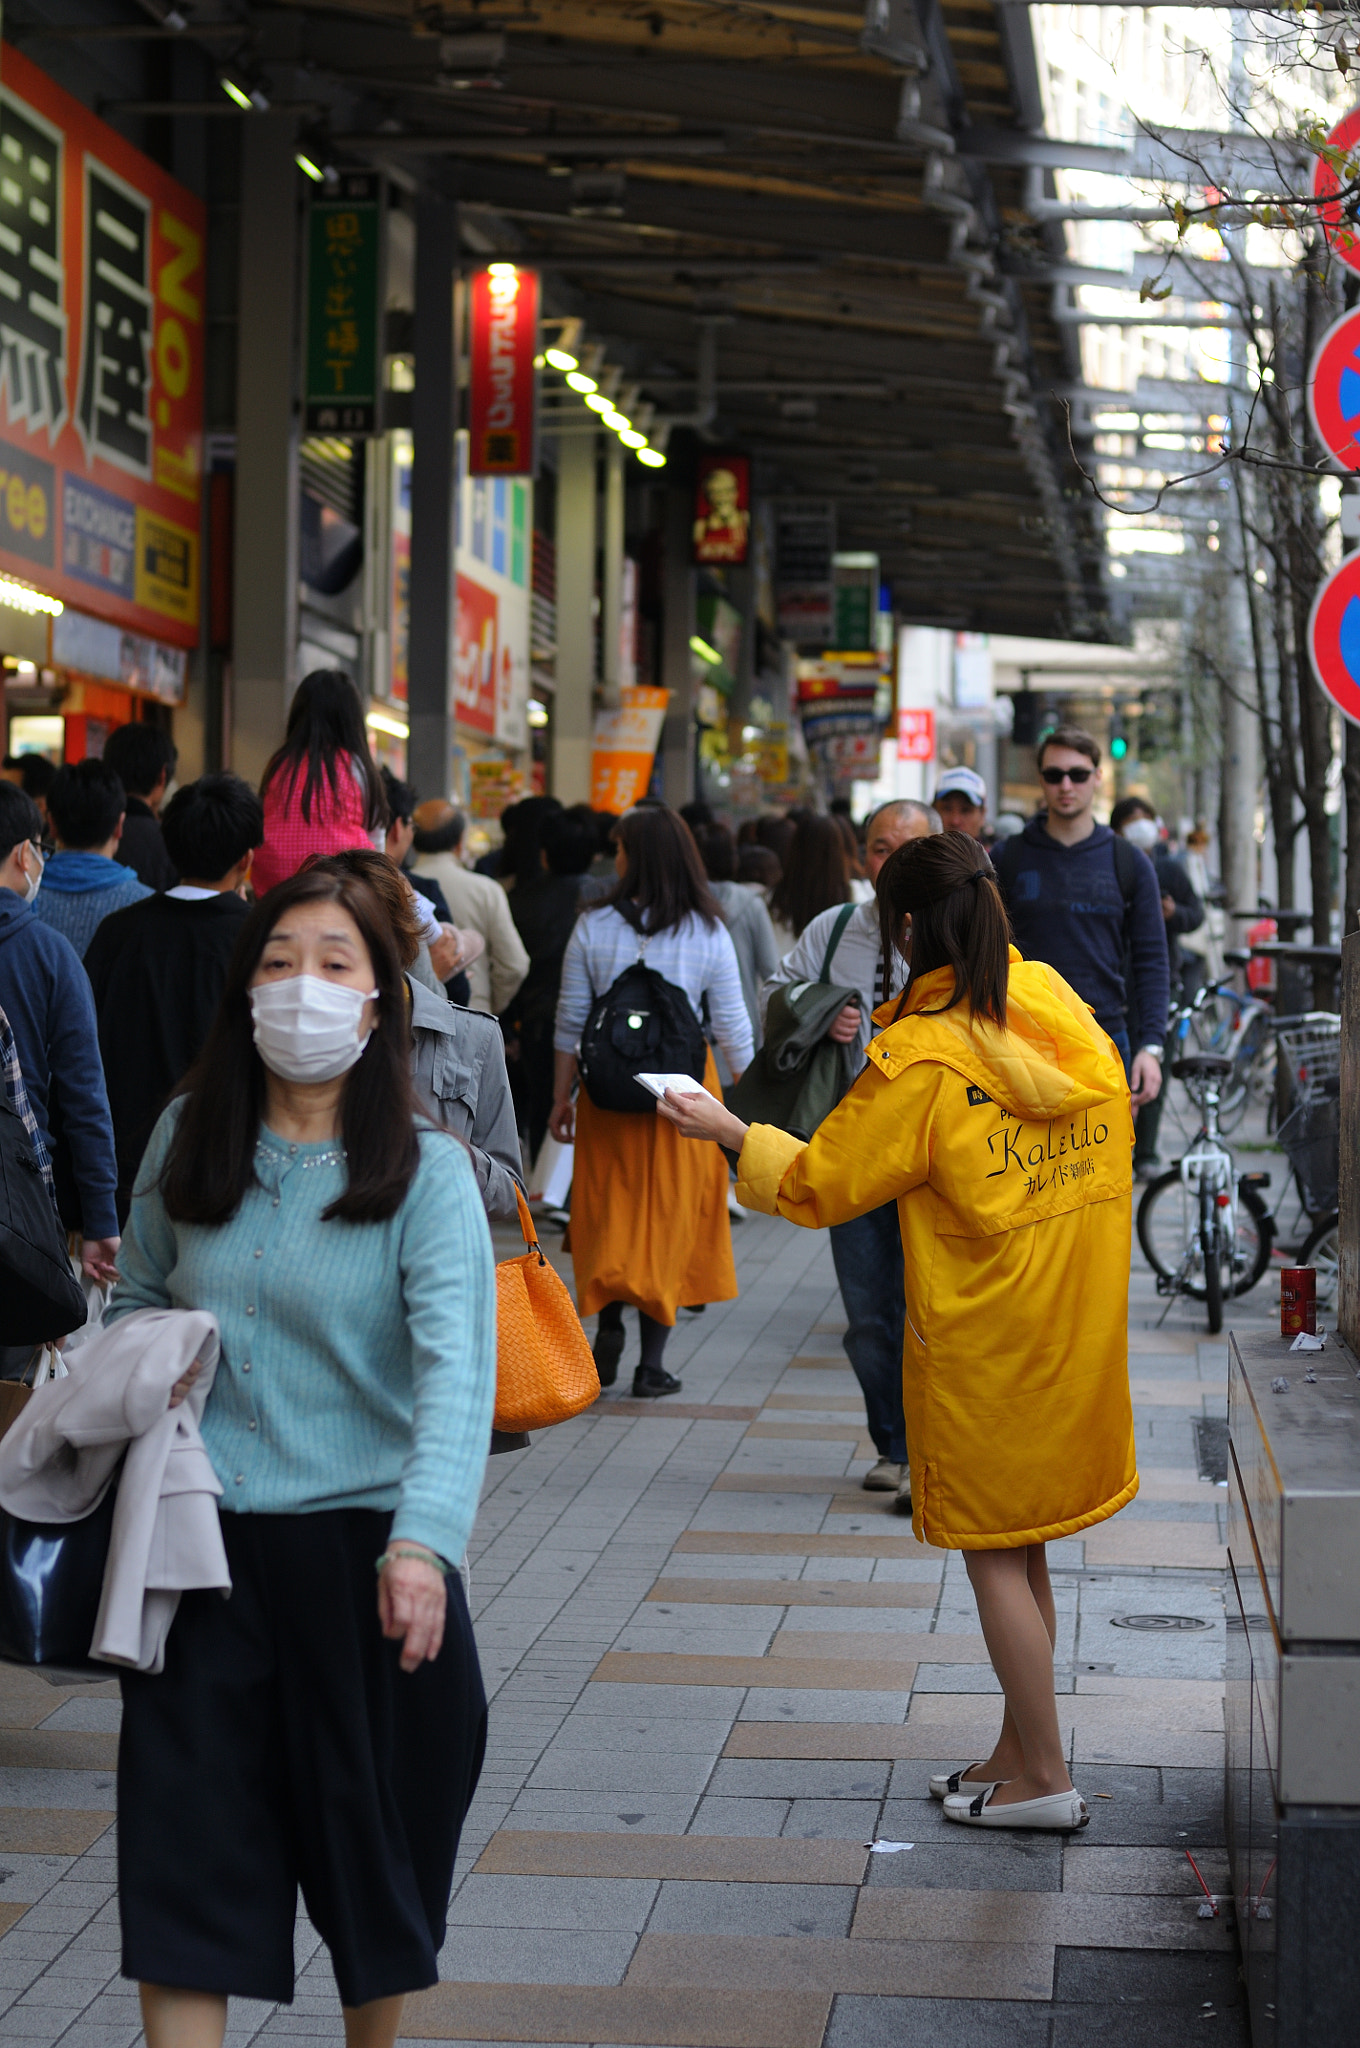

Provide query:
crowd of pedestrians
left=0, top=677, right=1217, bottom=2027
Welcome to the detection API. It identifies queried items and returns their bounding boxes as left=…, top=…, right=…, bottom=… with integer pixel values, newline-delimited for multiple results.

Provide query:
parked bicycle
left=1137, top=1053, right=1274, bottom=1334
left=1161, top=951, right=1274, bottom=1135
left=1273, top=1014, right=1341, bottom=1311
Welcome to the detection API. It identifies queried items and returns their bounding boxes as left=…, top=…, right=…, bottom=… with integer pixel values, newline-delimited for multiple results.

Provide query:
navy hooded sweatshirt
left=0, top=888, right=118, bottom=1239
left=996, top=817, right=1170, bottom=1045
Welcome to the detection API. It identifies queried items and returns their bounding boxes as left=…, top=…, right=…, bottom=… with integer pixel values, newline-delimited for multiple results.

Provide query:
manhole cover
left=1110, top=1614, right=1211, bottom=1632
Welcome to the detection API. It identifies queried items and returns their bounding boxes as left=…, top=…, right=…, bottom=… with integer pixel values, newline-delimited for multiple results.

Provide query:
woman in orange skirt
left=549, top=806, right=753, bottom=1397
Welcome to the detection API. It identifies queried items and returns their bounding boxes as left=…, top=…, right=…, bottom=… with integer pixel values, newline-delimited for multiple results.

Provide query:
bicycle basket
left=1277, top=1094, right=1340, bottom=1215
left=1275, top=1015, right=1341, bottom=1109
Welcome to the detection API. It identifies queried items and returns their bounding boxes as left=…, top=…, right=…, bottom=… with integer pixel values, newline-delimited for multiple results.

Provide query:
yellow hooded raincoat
left=736, top=949, right=1138, bottom=1551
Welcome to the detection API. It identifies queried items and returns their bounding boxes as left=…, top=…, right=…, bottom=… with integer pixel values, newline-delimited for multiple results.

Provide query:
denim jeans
left=829, top=1201, right=908, bottom=1464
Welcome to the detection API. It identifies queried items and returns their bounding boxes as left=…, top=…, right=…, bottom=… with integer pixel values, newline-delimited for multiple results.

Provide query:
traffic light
left=1109, top=711, right=1129, bottom=761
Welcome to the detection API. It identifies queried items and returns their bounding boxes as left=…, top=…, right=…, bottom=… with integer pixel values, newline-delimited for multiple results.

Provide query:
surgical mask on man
left=1122, top=817, right=1160, bottom=852
left=21, top=843, right=41, bottom=904
left=249, top=975, right=377, bottom=1083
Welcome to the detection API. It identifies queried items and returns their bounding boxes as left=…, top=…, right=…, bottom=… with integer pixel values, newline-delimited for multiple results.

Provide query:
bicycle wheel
left=1299, top=1213, right=1340, bottom=1311
left=1203, top=1201, right=1224, bottom=1335
left=1137, top=1174, right=1272, bottom=1301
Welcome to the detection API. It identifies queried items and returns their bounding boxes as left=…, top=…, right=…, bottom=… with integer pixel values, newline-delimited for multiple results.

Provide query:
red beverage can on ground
left=1281, top=1268, right=1317, bottom=1337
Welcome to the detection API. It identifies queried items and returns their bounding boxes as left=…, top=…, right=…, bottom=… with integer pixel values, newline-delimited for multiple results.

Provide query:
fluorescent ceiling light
left=565, top=371, right=597, bottom=394
left=545, top=348, right=578, bottom=372
left=637, top=446, right=666, bottom=467
left=365, top=709, right=410, bottom=739
left=689, top=635, right=722, bottom=664
left=602, top=410, right=630, bottom=432
left=295, top=153, right=325, bottom=183
left=584, top=392, right=611, bottom=413
left=619, top=428, right=647, bottom=449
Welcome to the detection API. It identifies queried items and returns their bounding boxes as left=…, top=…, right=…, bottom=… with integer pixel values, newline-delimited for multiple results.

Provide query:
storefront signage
left=0, top=45, right=204, bottom=647
left=898, top=708, right=936, bottom=760
left=1313, top=108, right=1360, bottom=278
left=591, top=685, right=670, bottom=812
left=51, top=607, right=185, bottom=703
left=1307, top=306, right=1360, bottom=470
left=469, top=267, right=539, bottom=477
left=304, top=173, right=383, bottom=435
left=453, top=440, right=533, bottom=748
left=832, top=553, right=878, bottom=652
left=797, top=653, right=883, bottom=703
left=775, top=499, right=836, bottom=645
left=692, top=456, right=750, bottom=565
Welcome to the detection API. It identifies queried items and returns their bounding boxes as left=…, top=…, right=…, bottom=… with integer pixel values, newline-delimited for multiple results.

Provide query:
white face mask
left=1122, top=817, right=1160, bottom=852
left=21, top=844, right=41, bottom=904
left=249, top=974, right=378, bottom=1084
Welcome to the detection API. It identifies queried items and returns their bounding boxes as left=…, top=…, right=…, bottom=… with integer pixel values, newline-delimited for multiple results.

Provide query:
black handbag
left=0, top=1097, right=87, bottom=1346
left=0, top=1480, right=116, bottom=1671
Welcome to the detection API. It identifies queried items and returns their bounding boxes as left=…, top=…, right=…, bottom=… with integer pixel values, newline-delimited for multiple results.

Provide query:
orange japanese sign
left=590, top=686, right=670, bottom=813
left=0, top=44, right=204, bottom=646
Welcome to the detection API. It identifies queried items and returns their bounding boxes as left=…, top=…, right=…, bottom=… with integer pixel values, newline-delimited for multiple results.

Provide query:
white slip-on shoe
left=942, top=1785, right=1089, bottom=1831
left=862, top=1458, right=904, bottom=1492
left=929, top=1766, right=998, bottom=1801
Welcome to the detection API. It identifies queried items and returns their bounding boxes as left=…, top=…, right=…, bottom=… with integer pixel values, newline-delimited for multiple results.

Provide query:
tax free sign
left=0, top=45, right=205, bottom=646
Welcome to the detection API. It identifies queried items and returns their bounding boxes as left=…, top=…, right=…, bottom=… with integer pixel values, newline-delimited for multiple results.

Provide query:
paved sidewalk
left=0, top=1203, right=1263, bottom=2047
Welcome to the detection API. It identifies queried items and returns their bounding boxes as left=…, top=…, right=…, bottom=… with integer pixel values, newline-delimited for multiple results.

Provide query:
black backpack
left=578, top=938, right=708, bottom=1116
left=0, top=1098, right=86, bottom=1346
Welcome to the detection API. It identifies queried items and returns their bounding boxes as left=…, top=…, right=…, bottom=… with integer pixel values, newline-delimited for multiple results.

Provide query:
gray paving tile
left=1053, top=1945, right=1243, bottom=2005
left=910, top=1664, right=1003, bottom=1693
left=686, top=1797, right=791, bottom=1836
left=523, top=1751, right=717, bottom=1795
left=707, top=1760, right=890, bottom=1800
left=543, top=1715, right=736, bottom=1755
left=445, top=1875, right=658, bottom=1930
left=581, top=1683, right=748, bottom=1718
left=827, top=1995, right=1055, bottom=2048
left=433, top=1925, right=635, bottom=1985
left=868, top=1819, right=1064, bottom=1892
left=782, top=1801, right=882, bottom=1841
left=35, top=1703, right=123, bottom=1734
left=648, top=1879, right=856, bottom=1939
left=736, top=1690, right=910, bottom=1724
left=0, top=1857, right=73, bottom=1903
left=0, top=1773, right=117, bottom=1811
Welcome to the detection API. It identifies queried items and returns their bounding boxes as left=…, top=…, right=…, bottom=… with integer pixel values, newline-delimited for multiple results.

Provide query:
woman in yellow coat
left=660, top=830, right=1136, bottom=1833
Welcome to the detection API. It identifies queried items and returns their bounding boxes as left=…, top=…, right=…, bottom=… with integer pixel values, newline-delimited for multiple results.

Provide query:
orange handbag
left=494, top=1188, right=600, bottom=1433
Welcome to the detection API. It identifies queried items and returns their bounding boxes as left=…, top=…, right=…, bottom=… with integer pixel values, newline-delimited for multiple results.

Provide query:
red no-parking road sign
left=1308, top=551, right=1360, bottom=726
left=1309, top=307, right=1360, bottom=469
left=1313, top=107, right=1360, bottom=275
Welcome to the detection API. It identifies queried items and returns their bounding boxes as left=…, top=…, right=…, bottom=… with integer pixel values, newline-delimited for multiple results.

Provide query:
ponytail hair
left=877, top=833, right=1011, bottom=1026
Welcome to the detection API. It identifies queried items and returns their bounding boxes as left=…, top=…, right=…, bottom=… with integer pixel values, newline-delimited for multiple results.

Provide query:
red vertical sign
left=468, top=267, right=539, bottom=477
left=897, top=709, right=935, bottom=761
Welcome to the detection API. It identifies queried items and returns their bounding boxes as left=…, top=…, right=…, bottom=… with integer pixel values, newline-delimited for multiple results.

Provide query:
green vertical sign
left=305, top=171, right=382, bottom=434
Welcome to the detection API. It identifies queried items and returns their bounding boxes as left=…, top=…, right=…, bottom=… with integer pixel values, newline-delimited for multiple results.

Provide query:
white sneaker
left=942, top=1785, right=1089, bottom=1831
left=862, top=1458, right=904, bottom=1492
left=929, top=1765, right=997, bottom=1801
left=893, top=1473, right=913, bottom=1515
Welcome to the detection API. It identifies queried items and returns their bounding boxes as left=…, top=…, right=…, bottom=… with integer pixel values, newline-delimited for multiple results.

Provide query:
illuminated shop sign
left=304, top=172, right=383, bottom=435
left=468, top=266, right=540, bottom=477
left=0, top=44, right=204, bottom=647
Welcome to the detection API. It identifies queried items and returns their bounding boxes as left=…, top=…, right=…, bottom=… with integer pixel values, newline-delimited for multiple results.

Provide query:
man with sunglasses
left=994, top=725, right=1168, bottom=1111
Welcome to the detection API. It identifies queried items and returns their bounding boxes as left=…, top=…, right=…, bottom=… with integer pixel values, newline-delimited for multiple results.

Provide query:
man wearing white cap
left=932, top=765, right=988, bottom=838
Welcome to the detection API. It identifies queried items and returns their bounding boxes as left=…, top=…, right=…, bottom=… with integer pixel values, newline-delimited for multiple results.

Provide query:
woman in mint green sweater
left=106, top=866, right=497, bottom=2048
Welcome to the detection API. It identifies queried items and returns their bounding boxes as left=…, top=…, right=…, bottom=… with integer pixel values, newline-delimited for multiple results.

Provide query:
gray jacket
left=759, top=900, right=907, bottom=1063
left=407, top=975, right=525, bottom=1222
left=710, top=879, right=779, bottom=1050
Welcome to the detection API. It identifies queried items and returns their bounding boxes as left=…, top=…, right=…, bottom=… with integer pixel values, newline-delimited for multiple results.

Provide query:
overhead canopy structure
left=16, top=0, right=1114, bottom=639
